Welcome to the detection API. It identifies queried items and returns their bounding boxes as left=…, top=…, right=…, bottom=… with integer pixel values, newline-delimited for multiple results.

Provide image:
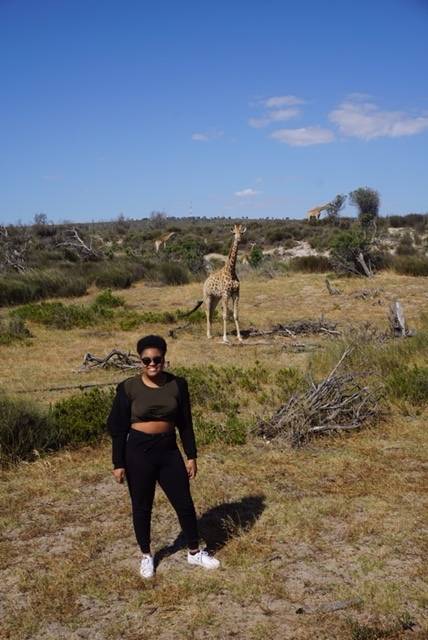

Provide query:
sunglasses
left=141, top=356, right=164, bottom=366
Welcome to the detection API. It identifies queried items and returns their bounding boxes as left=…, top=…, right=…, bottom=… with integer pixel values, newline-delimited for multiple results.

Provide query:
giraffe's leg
left=205, top=295, right=220, bottom=339
left=233, top=295, right=242, bottom=342
left=221, top=296, right=229, bottom=343
left=204, top=295, right=213, bottom=339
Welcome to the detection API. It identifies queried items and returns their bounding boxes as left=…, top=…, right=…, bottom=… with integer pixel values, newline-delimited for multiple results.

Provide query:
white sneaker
left=187, top=549, right=220, bottom=570
left=139, top=554, right=154, bottom=579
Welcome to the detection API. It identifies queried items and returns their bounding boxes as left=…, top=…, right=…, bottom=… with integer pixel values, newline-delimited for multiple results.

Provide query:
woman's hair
left=136, top=334, right=167, bottom=357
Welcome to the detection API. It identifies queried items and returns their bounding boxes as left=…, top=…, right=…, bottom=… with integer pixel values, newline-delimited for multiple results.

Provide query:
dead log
left=356, top=251, right=373, bottom=277
left=389, top=300, right=410, bottom=337
left=78, top=349, right=141, bottom=372
left=325, top=278, right=342, bottom=296
left=351, top=287, right=383, bottom=300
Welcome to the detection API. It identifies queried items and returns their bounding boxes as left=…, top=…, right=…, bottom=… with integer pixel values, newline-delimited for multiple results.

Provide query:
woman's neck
left=142, top=371, right=167, bottom=387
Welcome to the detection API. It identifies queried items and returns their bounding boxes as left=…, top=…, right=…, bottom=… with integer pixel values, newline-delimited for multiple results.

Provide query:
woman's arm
left=106, top=382, right=131, bottom=469
left=176, top=377, right=197, bottom=460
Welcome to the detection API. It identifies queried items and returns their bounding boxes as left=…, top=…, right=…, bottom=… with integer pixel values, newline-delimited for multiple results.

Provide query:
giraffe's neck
left=225, top=237, right=239, bottom=276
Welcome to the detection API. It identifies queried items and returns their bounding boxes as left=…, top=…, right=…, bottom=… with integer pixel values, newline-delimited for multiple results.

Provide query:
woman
left=107, top=334, right=220, bottom=578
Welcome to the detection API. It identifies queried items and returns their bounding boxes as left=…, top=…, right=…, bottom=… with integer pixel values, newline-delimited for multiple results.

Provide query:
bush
left=93, top=289, right=125, bottom=308
left=0, top=388, right=114, bottom=467
left=50, top=388, right=115, bottom=446
left=266, top=227, right=292, bottom=243
left=330, top=227, right=377, bottom=276
left=392, top=256, right=428, bottom=276
left=0, top=317, right=32, bottom=345
left=94, top=267, right=132, bottom=289
left=0, top=394, right=53, bottom=466
left=395, top=233, right=416, bottom=256
left=158, top=262, right=190, bottom=285
left=163, top=237, right=206, bottom=273
left=12, top=302, right=98, bottom=329
left=289, top=255, right=332, bottom=273
left=248, top=245, right=264, bottom=268
left=0, top=270, right=88, bottom=307
left=193, top=412, right=249, bottom=445
left=386, top=365, right=428, bottom=405
left=12, top=299, right=116, bottom=329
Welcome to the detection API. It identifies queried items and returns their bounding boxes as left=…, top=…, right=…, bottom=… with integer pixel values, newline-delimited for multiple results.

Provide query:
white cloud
left=234, top=188, right=261, bottom=197
left=330, top=97, right=428, bottom=139
left=270, top=126, right=335, bottom=146
left=249, top=108, right=301, bottom=128
left=191, top=129, right=224, bottom=142
left=263, top=95, right=305, bottom=108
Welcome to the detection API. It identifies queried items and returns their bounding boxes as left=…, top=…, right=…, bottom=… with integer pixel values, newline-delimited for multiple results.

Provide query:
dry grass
left=1, top=271, right=427, bottom=639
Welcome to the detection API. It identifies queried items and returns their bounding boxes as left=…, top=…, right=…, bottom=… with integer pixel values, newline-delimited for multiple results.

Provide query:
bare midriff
left=131, top=420, right=175, bottom=434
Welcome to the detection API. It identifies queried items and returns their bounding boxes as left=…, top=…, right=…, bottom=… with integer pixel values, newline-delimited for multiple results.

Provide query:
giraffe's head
left=231, top=224, right=247, bottom=242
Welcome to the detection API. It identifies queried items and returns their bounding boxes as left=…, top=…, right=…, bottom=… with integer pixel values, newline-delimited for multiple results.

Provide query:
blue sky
left=1, top=0, right=427, bottom=224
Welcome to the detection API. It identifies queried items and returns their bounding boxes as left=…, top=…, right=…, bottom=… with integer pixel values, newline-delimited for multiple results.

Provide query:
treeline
left=1, top=210, right=427, bottom=308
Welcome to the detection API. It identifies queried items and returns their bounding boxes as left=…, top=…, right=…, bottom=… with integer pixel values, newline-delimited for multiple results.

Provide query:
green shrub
left=386, top=365, right=428, bottom=404
left=0, top=394, right=53, bottom=466
left=0, top=270, right=87, bottom=307
left=289, top=255, right=332, bottom=273
left=94, top=267, right=132, bottom=289
left=50, top=388, right=115, bottom=446
left=0, top=317, right=32, bottom=345
left=158, top=262, right=190, bottom=285
left=274, top=367, right=305, bottom=398
left=392, top=256, right=428, bottom=276
left=12, top=302, right=99, bottom=329
left=193, top=412, right=249, bottom=446
left=248, top=245, right=264, bottom=268
left=93, top=289, right=125, bottom=308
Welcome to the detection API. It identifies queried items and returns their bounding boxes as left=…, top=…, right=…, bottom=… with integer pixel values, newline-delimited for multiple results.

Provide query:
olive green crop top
left=126, top=374, right=179, bottom=423
left=107, top=371, right=197, bottom=468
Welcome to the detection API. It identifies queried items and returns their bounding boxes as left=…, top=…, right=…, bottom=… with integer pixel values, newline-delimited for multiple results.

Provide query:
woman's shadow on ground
left=154, top=494, right=265, bottom=568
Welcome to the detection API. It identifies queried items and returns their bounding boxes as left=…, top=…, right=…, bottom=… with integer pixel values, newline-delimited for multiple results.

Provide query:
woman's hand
left=186, top=459, right=197, bottom=479
left=112, top=468, right=126, bottom=484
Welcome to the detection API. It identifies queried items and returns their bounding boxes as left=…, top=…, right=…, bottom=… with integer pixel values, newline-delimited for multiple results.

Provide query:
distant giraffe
left=154, top=232, right=176, bottom=253
left=203, top=224, right=246, bottom=343
left=306, top=204, right=330, bottom=221
left=240, top=241, right=257, bottom=265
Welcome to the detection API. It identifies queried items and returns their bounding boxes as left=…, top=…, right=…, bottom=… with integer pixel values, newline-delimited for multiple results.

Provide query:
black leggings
left=124, top=427, right=199, bottom=553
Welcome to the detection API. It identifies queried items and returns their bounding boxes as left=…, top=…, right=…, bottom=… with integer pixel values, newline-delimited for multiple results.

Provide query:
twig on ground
left=295, top=598, right=363, bottom=615
left=239, top=318, right=340, bottom=339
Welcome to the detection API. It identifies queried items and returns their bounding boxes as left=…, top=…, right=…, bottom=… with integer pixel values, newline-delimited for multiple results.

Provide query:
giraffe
left=306, top=203, right=330, bottom=221
left=203, top=223, right=246, bottom=343
left=154, top=231, right=176, bottom=253
left=240, top=241, right=257, bottom=265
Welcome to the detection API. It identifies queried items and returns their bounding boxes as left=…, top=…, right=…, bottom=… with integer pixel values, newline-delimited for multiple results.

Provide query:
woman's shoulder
left=120, top=375, right=141, bottom=393
left=162, top=370, right=187, bottom=389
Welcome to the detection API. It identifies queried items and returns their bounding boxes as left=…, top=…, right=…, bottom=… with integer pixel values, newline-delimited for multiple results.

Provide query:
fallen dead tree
left=256, top=349, right=382, bottom=447
left=239, top=317, right=340, bottom=339
left=78, top=350, right=141, bottom=372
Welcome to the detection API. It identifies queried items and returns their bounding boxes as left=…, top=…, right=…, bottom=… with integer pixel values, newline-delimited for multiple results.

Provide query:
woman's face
left=141, top=347, right=165, bottom=378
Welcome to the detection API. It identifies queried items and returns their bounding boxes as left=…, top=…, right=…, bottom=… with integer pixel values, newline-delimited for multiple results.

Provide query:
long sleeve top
left=106, top=372, right=197, bottom=469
